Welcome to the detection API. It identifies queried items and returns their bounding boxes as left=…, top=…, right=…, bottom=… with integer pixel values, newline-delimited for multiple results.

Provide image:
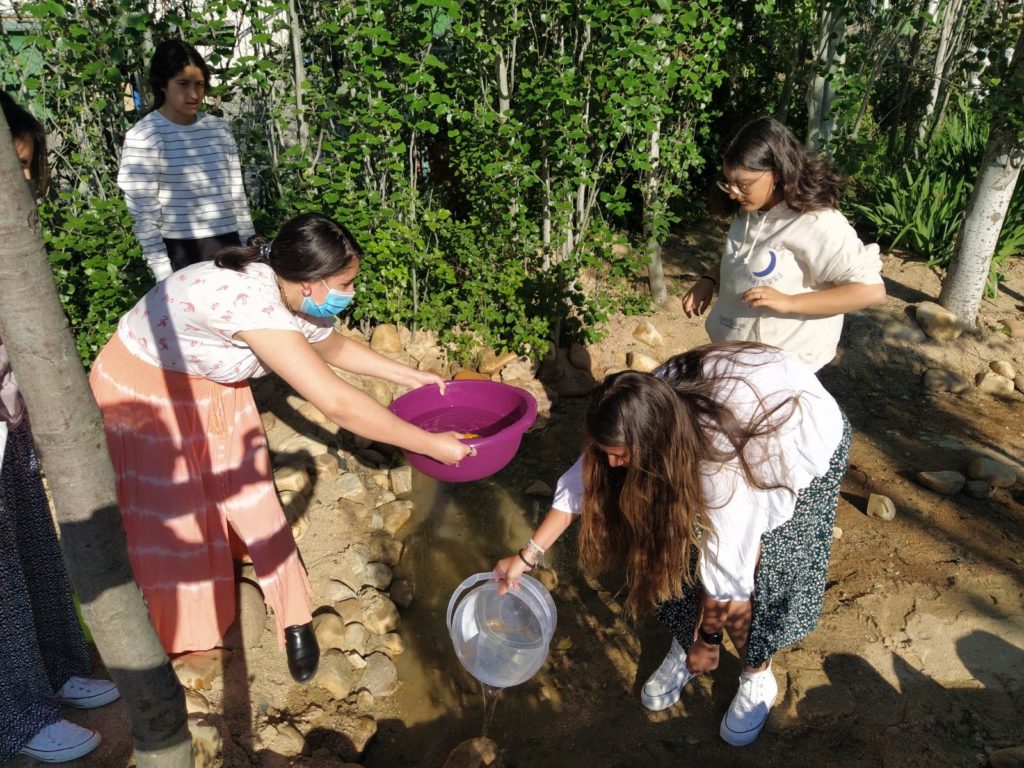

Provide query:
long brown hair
left=577, top=342, right=799, bottom=617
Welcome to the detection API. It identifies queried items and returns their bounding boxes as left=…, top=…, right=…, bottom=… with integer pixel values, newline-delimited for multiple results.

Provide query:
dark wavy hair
left=577, top=342, right=799, bottom=617
left=710, top=116, right=846, bottom=216
left=214, top=212, right=362, bottom=281
left=2, top=91, right=48, bottom=196
left=144, top=39, right=211, bottom=116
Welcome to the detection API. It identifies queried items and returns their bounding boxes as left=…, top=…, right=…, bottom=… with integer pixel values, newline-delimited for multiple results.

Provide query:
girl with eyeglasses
left=682, top=117, right=886, bottom=373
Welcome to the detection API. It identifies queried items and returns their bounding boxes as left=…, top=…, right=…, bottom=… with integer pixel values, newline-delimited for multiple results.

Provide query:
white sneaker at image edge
left=641, top=638, right=696, bottom=711
left=19, top=719, right=101, bottom=763
left=56, top=675, right=121, bottom=709
left=720, top=667, right=779, bottom=746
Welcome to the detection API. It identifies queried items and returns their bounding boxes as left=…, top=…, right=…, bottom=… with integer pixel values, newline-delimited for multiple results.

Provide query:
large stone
left=274, top=463, right=312, bottom=497
left=296, top=400, right=337, bottom=431
left=313, top=451, right=342, bottom=477
left=184, top=689, right=211, bottom=715
left=502, top=376, right=554, bottom=421
left=332, top=544, right=370, bottom=592
left=976, top=370, right=1015, bottom=396
left=377, top=499, right=413, bottom=535
left=866, top=493, right=896, bottom=521
left=334, top=598, right=363, bottom=624
left=389, top=578, right=414, bottom=609
left=990, top=360, right=1017, bottom=379
left=342, top=622, right=371, bottom=655
left=369, top=632, right=404, bottom=657
left=417, top=348, right=448, bottom=377
left=358, top=652, right=399, bottom=698
left=337, top=473, right=368, bottom=503
left=500, top=357, right=536, bottom=383
left=268, top=723, right=305, bottom=758
left=316, top=649, right=361, bottom=698
left=568, top=343, right=591, bottom=371
left=478, top=349, right=519, bottom=375
left=632, top=319, right=664, bottom=348
left=1001, top=317, right=1024, bottom=339
left=405, top=329, right=439, bottom=361
left=1017, top=374, right=1024, bottom=394
left=367, top=536, right=404, bottom=567
left=963, top=480, right=993, bottom=499
left=275, top=433, right=331, bottom=462
left=188, top=715, right=222, bottom=768
left=914, top=301, right=962, bottom=341
left=389, top=465, right=414, bottom=496
left=361, top=592, right=401, bottom=634
left=313, top=612, right=348, bottom=650
left=364, top=562, right=393, bottom=590
left=173, top=649, right=231, bottom=691
left=364, top=377, right=395, bottom=407
left=443, top=737, right=505, bottom=768
left=967, top=457, right=1018, bottom=488
left=626, top=351, right=660, bottom=373
left=454, top=369, right=492, bottom=381
left=370, top=324, right=402, bottom=353
left=915, top=470, right=966, bottom=495
left=341, top=715, right=377, bottom=757
left=921, top=368, right=971, bottom=394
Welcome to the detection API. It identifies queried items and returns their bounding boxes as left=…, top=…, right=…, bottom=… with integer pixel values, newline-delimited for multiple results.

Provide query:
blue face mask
left=300, top=280, right=355, bottom=318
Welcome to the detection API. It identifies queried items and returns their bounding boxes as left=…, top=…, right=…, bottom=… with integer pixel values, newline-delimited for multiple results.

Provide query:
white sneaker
left=19, top=719, right=101, bottom=763
left=641, top=638, right=696, bottom=710
left=56, top=676, right=121, bottom=709
left=720, top=667, right=779, bottom=746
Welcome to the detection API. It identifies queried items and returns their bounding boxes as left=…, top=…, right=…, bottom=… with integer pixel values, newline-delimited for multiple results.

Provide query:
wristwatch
left=698, top=626, right=723, bottom=645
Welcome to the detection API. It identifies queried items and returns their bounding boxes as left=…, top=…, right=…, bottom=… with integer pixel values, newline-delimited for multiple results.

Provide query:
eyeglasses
left=716, top=170, right=769, bottom=197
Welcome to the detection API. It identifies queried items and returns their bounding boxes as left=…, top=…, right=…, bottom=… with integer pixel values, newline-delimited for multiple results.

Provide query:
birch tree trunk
left=643, top=121, right=668, bottom=304
left=0, top=114, right=191, bottom=767
left=806, top=1, right=845, bottom=152
left=919, top=0, right=960, bottom=142
left=287, top=0, right=309, bottom=152
left=938, top=32, right=1024, bottom=326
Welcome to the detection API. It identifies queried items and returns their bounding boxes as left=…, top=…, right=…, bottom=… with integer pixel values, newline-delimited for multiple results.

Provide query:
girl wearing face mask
left=682, top=117, right=886, bottom=373
left=89, top=213, right=472, bottom=683
left=118, top=39, right=255, bottom=282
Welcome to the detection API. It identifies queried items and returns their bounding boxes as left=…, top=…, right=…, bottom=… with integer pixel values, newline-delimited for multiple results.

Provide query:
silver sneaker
left=19, top=720, right=101, bottom=763
left=720, top=667, right=779, bottom=746
left=641, top=638, right=696, bottom=710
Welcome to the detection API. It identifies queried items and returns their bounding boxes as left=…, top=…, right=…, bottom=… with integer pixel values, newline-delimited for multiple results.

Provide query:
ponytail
left=214, top=234, right=271, bottom=271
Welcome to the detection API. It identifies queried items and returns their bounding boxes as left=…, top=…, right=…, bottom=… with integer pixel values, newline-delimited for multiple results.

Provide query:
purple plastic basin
left=388, top=380, right=538, bottom=482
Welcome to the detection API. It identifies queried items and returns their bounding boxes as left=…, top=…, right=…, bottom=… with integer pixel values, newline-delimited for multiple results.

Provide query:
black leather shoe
left=285, top=623, right=319, bottom=683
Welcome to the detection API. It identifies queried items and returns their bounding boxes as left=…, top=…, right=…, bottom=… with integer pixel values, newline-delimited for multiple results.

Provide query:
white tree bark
left=287, top=0, right=309, bottom=152
left=807, top=2, right=846, bottom=151
left=643, top=121, right=668, bottom=304
left=919, top=0, right=961, bottom=142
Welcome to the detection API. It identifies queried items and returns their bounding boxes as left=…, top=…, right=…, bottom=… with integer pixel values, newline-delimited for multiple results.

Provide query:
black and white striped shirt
left=117, top=110, right=255, bottom=272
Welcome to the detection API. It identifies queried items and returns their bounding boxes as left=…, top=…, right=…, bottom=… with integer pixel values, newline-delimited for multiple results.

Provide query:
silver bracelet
left=524, top=538, right=545, bottom=564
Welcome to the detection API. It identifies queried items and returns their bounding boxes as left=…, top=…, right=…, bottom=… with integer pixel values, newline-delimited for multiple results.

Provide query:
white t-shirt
left=706, top=205, right=883, bottom=372
left=117, top=261, right=333, bottom=383
left=552, top=347, right=844, bottom=602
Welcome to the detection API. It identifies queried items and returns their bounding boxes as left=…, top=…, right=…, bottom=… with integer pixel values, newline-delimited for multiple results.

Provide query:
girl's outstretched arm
left=310, top=331, right=447, bottom=393
left=742, top=281, right=886, bottom=317
left=493, top=507, right=576, bottom=594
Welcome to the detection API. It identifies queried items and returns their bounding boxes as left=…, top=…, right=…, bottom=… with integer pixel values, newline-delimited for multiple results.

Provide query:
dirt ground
left=27, top=225, right=1024, bottom=768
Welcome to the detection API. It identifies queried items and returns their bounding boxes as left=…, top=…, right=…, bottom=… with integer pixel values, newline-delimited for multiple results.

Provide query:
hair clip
left=259, top=243, right=272, bottom=261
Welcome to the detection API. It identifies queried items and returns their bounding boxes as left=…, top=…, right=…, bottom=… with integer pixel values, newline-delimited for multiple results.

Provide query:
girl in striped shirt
left=118, top=39, right=255, bottom=282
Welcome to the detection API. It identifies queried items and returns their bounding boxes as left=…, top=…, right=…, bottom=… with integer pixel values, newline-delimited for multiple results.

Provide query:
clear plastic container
left=446, top=573, right=556, bottom=688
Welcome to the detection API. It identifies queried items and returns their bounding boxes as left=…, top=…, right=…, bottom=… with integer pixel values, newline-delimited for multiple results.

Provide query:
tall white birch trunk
left=807, top=2, right=845, bottom=152
left=919, top=0, right=960, bottom=142
left=287, top=0, right=309, bottom=152
left=643, top=121, right=668, bottom=304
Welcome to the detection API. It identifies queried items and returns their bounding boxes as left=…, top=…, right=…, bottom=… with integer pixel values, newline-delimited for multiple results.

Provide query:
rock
left=915, top=470, right=966, bottom=495
left=269, top=723, right=305, bottom=758
left=417, top=348, right=448, bottom=376
left=275, top=433, right=331, bottom=461
left=914, top=301, right=962, bottom=341
left=184, top=689, right=211, bottom=715
left=173, top=649, right=231, bottom=691
left=223, top=579, right=267, bottom=650
left=341, top=715, right=377, bottom=756
left=454, top=369, right=492, bottom=381
left=355, top=448, right=388, bottom=468
left=337, top=473, right=367, bottom=503
left=526, top=480, right=553, bottom=497
left=533, top=568, right=558, bottom=592
left=313, top=451, right=342, bottom=477
left=551, top=368, right=595, bottom=397
left=500, top=357, right=535, bottom=382
left=478, top=350, right=518, bottom=375
left=279, top=490, right=308, bottom=528
left=604, top=365, right=628, bottom=377
left=274, top=463, right=312, bottom=497
left=359, top=653, right=399, bottom=697
left=963, top=480, right=992, bottom=499
left=371, top=471, right=389, bottom=489
left=313, top=612, right=348, bottom=650
left=364, top=562, right=393, bottom=590
left=296, top=400, right=336, bottom=431
left=316, top=649, right=361, bottom=698
left=327, top=579, right=358, bottom=602
left=922, top=368, right=971, bottom=394
left=364, top=377, right=395, bottom=407
left=989, top=360, right=1016, bottom=380
left=342, top=622, right=370, bottom=655
left=334, top=598, right=363, bottom=624
left=378, top=499, right=413, bottom=535
left=389, top=465, right=414, bottom=496
left=370, top=324, right=402, bottom=353
left=346, top=651, right=368, bottom=669
left=188, top=715, right=222, bottom=768
left=389, top=578, right=414, bottom=609
left=503, top=376, right=555, bottom=422
left=443, top=737, right=505, bottom=768
left=967, top=457, right=1018, bottom=488
left=375, top=491, right=397, bottom=506
left=369, top=632, right=404, bottom=657
left=361, top=592, right=401, bottom=634
left=568, top=343, right=591, bottom=371
left=404, top=328, right=438, bottom=360
left=260, top=412, right=277, bottom=431
left=1016, top=374, right=1024, bottom=394
left=356, top=689, right=375, bottom=710
left=626, top=351, right=660, bottom=373
left=367, top=536, right=403, bottom=567
left=975, top=370, right=1015, bottom=396
left=832, top=525, right=843, bottom=539
left=989, top=745, right=1024, bottom=768
left=883, top=321, right=926, bottom=343
left=1001, top=317, right=1024, bottom=338
left=866, top=493, right=896, bottom=521
left=632, top=319, right=664, bottom=348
